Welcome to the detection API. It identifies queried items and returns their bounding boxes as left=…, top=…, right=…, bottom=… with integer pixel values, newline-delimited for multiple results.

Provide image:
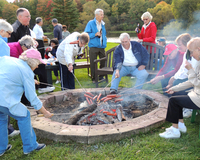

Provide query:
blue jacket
left=113, top=41, right=150, bottom=70
left=84, top=18, right=107, bottom=48
left=0, top=35, right=10, bottom=57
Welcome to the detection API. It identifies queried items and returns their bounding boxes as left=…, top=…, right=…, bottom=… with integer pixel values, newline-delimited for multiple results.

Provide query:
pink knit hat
left=26, top=49, right=46, bottom=64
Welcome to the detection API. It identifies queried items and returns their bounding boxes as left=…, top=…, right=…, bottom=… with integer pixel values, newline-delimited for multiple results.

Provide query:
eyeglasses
left=23, top=44, right=32, bottom=49
left=6, top=31, right=12, bottom=35
left=24, top=15, right=31, bottom=18
left=143, top=19, right=148, bottom=21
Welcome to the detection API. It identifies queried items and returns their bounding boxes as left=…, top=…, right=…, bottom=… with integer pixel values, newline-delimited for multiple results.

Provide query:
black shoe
left=0, top=144, right=12, bottom=156
left=110, top=89, right=117, bottom=94
left=24, top=143, right=46, bottom=155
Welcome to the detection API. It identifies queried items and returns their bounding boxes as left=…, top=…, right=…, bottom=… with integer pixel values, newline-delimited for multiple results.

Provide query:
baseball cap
left=52, top=18, right=58, bottom=23
left=157, top=38, right=166, bottom=42
left=163, top=44, right=177, bottom=55
left=25, top=49, right=46, bottom=64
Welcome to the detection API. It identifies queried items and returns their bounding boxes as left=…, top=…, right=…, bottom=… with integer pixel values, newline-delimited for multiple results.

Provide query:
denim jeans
left=0, top=106, right=38, bottom=154
left=110, top=65, right=149, bottom=91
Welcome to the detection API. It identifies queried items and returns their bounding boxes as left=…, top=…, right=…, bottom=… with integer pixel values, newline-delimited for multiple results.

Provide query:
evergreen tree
left=51, top=0, right=79, bottom=32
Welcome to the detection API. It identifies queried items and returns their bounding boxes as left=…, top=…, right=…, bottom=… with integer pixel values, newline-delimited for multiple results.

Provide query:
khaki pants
left=89, top=47, right=106, bottom=80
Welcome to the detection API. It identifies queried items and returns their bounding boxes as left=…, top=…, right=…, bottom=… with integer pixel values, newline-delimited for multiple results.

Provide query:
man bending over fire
left=110, top=33, right=149, bottom=94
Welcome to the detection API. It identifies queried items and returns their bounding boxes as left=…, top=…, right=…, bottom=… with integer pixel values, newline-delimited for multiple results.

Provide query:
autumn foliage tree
left=2, top=3, right=19, bottom=24
left=51, top=0, right=79, bottom=32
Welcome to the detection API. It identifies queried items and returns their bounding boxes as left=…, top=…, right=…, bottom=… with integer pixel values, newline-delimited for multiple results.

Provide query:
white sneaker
left=8, top=130, right=20, bottom=137
left=166, top=126, right=187, bottom=133
left=159, top=129, right=180, bottom=139
left=38, top=86, right=55, bottom=93
left=55, top=80, right=60, bottom=84
left=183, top=109, right=193, bottom=118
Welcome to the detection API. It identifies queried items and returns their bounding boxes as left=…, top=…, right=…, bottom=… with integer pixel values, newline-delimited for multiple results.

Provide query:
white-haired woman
left=0, top=49, right=52, bottom=156
left=135, top=11, right=157, bottom=45
left=8, top=35, right=35, bottom=58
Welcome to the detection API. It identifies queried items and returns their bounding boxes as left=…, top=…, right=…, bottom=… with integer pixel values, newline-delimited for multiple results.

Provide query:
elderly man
left=52, top=18, right=62, bottom=44
left=8, top=8, right=31, bottom=42
left=56, top=32, right=89, bottom=90
left=33, top=17, right=47, bottom=58
left=110, top=33, right=149, bottom=94
left=84, top=8, right=107, bottom=83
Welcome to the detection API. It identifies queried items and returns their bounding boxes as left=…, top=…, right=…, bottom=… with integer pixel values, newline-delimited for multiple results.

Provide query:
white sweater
left=56, top=32, right=83, bottom=65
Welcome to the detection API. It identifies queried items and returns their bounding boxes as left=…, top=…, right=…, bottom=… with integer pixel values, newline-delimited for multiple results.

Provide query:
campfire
left=47, top=92, right=158, bottom=126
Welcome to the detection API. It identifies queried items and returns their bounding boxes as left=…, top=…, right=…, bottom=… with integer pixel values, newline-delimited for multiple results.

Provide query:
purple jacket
left=7, top=42, right=23, bottom=58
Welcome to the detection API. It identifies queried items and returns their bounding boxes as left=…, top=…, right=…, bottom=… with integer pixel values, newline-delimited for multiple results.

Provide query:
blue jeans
left=110, top=66, right=149, bottom=91
left=0, top=106, right=38, bottom=154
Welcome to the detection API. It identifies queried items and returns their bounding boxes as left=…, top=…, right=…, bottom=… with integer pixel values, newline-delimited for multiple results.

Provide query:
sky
left=6, top=0, right=15, bottom=3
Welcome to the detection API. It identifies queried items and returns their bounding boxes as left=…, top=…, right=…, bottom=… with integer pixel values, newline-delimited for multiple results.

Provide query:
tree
left=148, top=1, right=174, bottom=29
left=51, top=0, right=79, bottom=32
left=0, top=0, right=8, bottom=18
left=171, top=0, right=200, bottom=28
left=2, top=3, right=19, bottom=24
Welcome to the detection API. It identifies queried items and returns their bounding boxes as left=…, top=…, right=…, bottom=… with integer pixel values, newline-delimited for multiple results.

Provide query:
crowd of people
left=0, top=6, right=200, bottom=157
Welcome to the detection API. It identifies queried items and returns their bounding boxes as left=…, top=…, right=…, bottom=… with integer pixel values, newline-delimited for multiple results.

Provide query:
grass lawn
left=5, top=43, right=200, bottom=159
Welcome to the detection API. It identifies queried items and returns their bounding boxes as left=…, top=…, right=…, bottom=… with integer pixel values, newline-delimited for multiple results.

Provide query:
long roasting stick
left=71, top=71, right=87, bottom=93
left=102, top=76, right=117, bottom=92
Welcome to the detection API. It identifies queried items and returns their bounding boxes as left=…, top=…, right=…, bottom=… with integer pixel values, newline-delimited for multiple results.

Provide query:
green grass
left=5, top=42, right=200, bottom=159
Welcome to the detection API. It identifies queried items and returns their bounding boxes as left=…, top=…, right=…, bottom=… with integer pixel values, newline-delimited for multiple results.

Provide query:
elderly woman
left=159, top=37, right=200, bottom=139
left=8, top=35, right=35, bottom=58
left=0, top=49, right=52, bottom=156
left=136, top=11, right=157, bottom=45
left=56, top=32, right=89, bottom=90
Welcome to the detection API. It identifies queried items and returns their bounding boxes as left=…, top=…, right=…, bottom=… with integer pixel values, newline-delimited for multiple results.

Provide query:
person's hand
left=34, top=79, right=40, bottom=85
left=138, top=39, right=143, bottom=43
left=138, top=65, right=145, bottom=71
left=115, top=70, right=120, bottom=78
left=43, top=110, right=53, bottom=118
left=165, top=88, right=174, bottom=94
left=46, top=47, right=52, bottom=52
left=43, top=36, right=47, bottom=39
left=95, top=32, right=101, bottom=37
left=166, top=76, right=175, bottom=89
left=185, top=60, right=192, bottom=70
left=150, top=76, right=164, bottom=84
left=68, top=63, right=73, bottom=72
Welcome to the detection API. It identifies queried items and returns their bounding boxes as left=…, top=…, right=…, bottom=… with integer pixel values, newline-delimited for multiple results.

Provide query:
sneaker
left=0, top=144, right=12, bottom=156
left=159, top=129, right=180, bottom=139
left=55, top=80, right=60, bottom=84
left=183, top=109, right=193, bottom=118
left=110, top=89, right=117, bottom=94
left=38, top=86, right=55, bottom=93
left=8, top=130, right=20, bottom=137
left=166, top=126, right=187, bottom=133
left=24, top=143, right=46, bottom=155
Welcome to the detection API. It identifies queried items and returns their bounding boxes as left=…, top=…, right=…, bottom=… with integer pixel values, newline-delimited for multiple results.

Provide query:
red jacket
left=137, top=22, right=157, bottom=44
left=156, top=50, right=184, bottom=78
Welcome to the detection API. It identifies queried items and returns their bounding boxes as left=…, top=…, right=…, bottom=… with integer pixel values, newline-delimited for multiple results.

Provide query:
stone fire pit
left=30, top=88, right=168, bottom=144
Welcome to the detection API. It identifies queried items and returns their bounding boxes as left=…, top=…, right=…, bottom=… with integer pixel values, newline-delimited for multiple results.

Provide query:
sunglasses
left=6, top=31, right=12, bottom=35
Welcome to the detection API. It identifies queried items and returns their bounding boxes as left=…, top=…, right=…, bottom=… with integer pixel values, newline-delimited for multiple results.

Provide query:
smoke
left=160, top=11, right=200, bottom=40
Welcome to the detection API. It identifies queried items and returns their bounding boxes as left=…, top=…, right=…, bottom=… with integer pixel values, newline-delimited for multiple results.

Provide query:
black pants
left=166, top=95, right=200, bottom=124
left=89, top=47, right=105, bottom=80
left=59, top=63, right=75, bottom=90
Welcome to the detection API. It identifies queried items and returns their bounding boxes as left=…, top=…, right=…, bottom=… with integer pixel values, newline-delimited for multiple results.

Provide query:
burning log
left=66, top=104, right=97, bottom=125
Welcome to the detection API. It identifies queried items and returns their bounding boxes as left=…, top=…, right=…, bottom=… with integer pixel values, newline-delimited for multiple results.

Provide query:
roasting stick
left=71, top=71, right=87, bottom=93
left=102, top=76, right=117, bottom=93
left=118, top=81, right=151, bottom=94
left=38, top=82, right=70, bottom=90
